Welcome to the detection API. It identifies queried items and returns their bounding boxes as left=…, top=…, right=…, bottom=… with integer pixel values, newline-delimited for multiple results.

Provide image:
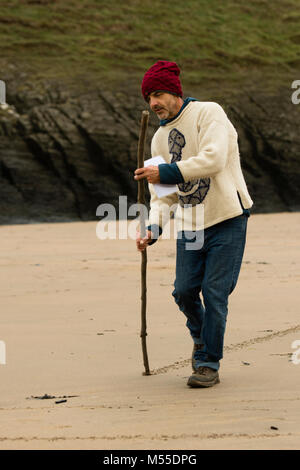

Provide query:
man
left=134, top=60, right=253, bottom=388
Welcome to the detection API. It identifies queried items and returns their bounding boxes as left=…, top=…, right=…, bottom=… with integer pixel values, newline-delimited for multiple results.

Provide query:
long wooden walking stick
left=137, top=110, right=151, bottom=376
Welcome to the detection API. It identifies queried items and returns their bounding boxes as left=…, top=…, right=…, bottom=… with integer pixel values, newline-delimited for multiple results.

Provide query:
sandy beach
left=0, top=212, right=299, bottom=450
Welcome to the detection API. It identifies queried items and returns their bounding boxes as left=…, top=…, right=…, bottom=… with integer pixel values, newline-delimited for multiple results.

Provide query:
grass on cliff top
left=0, top=0, right=299, bottom=95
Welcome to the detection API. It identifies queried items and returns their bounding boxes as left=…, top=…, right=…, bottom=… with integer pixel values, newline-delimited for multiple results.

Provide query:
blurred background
left=0, top=0, right=299, bottom=224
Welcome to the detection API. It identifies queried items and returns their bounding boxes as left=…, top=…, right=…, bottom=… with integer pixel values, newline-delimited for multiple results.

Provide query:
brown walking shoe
left=192, top=343, right=203, bottom=372
left=187, top=366, right=220, bottom=388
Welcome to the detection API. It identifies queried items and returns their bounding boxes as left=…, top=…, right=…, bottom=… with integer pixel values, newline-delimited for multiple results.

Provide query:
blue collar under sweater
left=159, top=97, right=198, bottom=126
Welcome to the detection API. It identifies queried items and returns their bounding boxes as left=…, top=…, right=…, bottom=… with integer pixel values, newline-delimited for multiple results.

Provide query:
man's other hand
left=136, top=230, right=153, bottom=252
left=134, top=165, right=160, bottom=184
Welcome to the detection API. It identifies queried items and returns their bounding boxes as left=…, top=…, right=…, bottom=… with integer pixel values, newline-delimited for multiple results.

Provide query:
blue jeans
left=172, top=213, right=249, bottom=371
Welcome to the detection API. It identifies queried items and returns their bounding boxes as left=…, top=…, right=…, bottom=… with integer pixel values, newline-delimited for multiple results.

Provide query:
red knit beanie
left=141, top=60, right=182, bottom=101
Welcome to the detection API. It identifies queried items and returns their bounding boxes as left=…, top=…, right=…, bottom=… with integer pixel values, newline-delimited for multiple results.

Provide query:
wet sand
left=0, top=212, right=299, bottom=449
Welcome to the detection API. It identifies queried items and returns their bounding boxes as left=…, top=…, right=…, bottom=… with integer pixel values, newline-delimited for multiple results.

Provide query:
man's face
left=148, top=91, right=182, bottom=120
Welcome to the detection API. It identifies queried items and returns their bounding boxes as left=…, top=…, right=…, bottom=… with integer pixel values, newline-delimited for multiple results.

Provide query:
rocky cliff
left=0, top=79, right=299, bottom=224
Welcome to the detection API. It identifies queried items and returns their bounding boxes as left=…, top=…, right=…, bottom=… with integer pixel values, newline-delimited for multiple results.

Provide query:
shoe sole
left=187, top=376, right=220, bottom=388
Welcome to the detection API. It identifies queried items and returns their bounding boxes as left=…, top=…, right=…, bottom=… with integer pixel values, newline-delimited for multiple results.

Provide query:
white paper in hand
left=144, top=156, right=178, bottom=198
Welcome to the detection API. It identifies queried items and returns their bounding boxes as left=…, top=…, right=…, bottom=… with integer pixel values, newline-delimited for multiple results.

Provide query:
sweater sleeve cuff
left=146, top=224, right=163, bottom=245
left=158, top=163, right=184, bottom=184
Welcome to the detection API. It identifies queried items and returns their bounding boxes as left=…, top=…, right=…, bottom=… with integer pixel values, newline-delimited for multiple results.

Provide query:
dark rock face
left=226, top=90, right=300, bottom=213
left=0, top=83, right=157, bottom=223
left=0, top=81, right=299, bottom=224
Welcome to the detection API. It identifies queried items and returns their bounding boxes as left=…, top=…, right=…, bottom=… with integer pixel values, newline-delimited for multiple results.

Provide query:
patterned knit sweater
left=147, top=100, right=253, bottom=236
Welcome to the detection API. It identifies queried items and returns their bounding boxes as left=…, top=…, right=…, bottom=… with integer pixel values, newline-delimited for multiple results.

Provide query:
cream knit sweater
left=147, top=101, right=253, bottom=232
